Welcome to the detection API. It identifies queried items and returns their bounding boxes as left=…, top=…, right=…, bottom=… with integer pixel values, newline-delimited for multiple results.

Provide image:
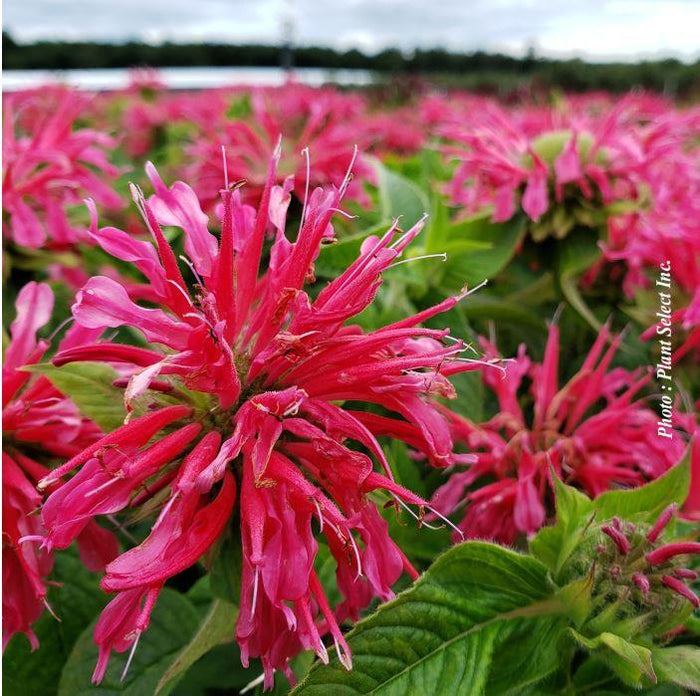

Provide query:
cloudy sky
left=4, top=0, right=698, bottom=62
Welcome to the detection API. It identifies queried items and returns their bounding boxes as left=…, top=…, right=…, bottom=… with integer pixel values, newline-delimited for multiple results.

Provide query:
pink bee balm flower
left=430, top=322, right=692, bottom=545
left=2, top=282, right=119, bottom=649
left=2, top=86, right=123, bottom=249
left=42, top=149, right=482, bottom=688
left=186, top=84, right=373, bottom=211
left=443, top=102, right=620, bottom=221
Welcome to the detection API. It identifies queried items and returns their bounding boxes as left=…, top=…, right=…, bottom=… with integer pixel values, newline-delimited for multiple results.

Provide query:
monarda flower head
left=41, top=147, right=481, bottom=688
left=430, top=322, right=692, bottom=545
left=2, top=86, right=123, bottom=249
left=599, top=106, right=700, bottom=363
left=2, top=282, right=118, bottom=650
left=186, top=85, right=373, bottom=211
left=442, top=98, right=651, bottom=241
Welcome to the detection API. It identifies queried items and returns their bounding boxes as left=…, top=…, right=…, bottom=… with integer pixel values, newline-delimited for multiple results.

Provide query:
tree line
left=3, top=32, right=699, bottom=95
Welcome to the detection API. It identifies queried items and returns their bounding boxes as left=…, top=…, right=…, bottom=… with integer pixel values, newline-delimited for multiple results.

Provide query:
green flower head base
left=563, top=504, right=699, bottom=640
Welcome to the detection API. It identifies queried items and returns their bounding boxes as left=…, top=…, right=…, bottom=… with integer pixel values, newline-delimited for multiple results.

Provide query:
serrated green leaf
left=22, top=361, right=125, bottom=432
left=572, top=657, right=683, bottom=695
left=292, top=542, right=565, bottom=696
left=156, top=598, right=238, bottom=695
left=57, top=589, right=201, bottom=696
left=3, top=549, right=107, bottom=696
left=530, top=474, right=594, bottom=577
left=593, top=451, right=691, bottom=523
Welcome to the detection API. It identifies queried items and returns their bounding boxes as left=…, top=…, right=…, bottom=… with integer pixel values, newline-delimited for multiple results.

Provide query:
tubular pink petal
left=647, top=542, right=700, bottom=565
left=602, top=525, right=631, bottom=555
left=37, top=405, right=191, bottom=489
left=646, top=503, right=678, bottom=543
left=661, top=575, right=700, bottom=608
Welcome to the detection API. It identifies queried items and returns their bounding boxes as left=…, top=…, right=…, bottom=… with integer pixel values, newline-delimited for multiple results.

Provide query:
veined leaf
left=570, top=630, right=656, bottom=688
left=292, top=542, right=565, bottom=695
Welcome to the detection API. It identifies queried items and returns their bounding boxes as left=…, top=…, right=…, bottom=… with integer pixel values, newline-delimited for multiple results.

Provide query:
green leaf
left=569, top=630, right=656, bottom=688
left=3, top=549, right=107, bottom=696
left=156, top=599, right=238, bottom=695
left=530, top=474, right=594, bottom=577
left=423, top=193, right=451, bottom=253
left=23, top=362, right=125, bottom=432
left=593, top=451, right=691, bottom=523
left=454, top=296, right=546, bottom=338
left=436, top=213, right=526, bottom=294
left=292, top=542, right=566, bottom=695
left=572, top=658, right=683, bottom=695
left=557, top=571, right=594, bottom=628
left=58, top=588, right=201, bottom=696
left=169, top=643, right=255, bottom=696
left=652, top=645, right=700, bottom=691
left=555, top=228, right=604, bottom=332
left=371, top=159, right=429, bottom=228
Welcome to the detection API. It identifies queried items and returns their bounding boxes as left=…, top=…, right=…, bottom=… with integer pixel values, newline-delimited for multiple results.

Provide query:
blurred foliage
left=4, top=32, right=700, bottom=97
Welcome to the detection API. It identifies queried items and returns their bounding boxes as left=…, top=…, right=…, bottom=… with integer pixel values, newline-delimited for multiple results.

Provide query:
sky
left=4, top=0, right=699, bottom=62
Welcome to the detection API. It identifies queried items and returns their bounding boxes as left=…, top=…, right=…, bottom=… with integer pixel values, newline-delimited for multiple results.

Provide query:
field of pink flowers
left=3, top=77, right=699, bottom=696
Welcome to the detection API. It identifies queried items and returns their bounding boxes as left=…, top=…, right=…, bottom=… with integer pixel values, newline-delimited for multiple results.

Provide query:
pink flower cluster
left=441, top=94, right=700, bottom=360
left=185, top=85, right=374, bottom=210
left=430, top=323, right=694, bottom=545
left=3, top=87, right=123, bottom=248
left=2, top=283, right=118, bottom=648
left=442, top=96, right=660, bottom=227
left=31, top=151, right=480, bottom=687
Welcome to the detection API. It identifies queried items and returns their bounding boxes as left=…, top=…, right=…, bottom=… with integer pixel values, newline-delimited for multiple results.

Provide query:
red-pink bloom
left=41, top=151, right=480, bottom=687
left=2, top=87, right=123, bottom=248
left=185, top=85, right=373, bottom=211
left=443, top=99, right=646, bottom=228
left=430, top=323, right=691, bottom=544
left=2, top=282, right=118, bottom=649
